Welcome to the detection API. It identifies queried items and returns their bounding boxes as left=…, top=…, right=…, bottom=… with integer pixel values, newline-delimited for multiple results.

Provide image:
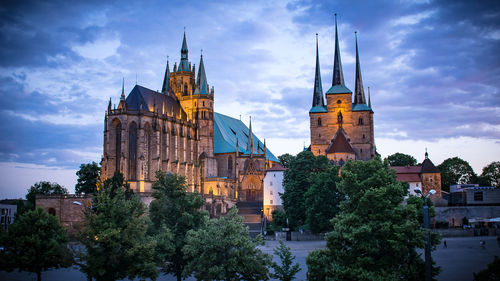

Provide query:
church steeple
left=247, top=116, right=254, bottom=156
left=368, top=86, right=372, bottom=108
left=354, top=32, right=366, bottom=104
left=195, top=53, right=209, bottom=95
left=120, top=78, right=125, bottom=101
left=161, top=57, right=170, bottom=94
left=332, top=13, right=345, bottom=86
left=312, top=33, right=325, bottom=107
left=178, top=30, right=190, bottom=72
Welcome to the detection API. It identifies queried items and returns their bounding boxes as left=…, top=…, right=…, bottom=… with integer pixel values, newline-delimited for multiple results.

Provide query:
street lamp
left=414, top=186, right=436, bottom=281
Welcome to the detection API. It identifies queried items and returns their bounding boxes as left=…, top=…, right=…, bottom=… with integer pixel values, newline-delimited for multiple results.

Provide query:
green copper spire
left=332, top=13, right=345, bottom=86
left=354, top=32, right=366, bottom=104
left=161, top=57, right=170, bottom=94
left=312, top=33, right=325, bottom=107
left=179, top=30, right=190, bottom=71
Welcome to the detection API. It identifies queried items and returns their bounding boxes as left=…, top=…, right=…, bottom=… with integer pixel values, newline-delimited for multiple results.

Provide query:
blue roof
left=352, top=103, right=373, bottom=112
left=213, top=112, right=279, bottom=162
left=326, top=84, right=352, bottom=94
left=309, top=106, right=327, bottom=113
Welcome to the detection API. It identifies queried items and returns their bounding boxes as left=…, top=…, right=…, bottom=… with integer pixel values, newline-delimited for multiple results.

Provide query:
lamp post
left=414, top=187, right=436, bottom=281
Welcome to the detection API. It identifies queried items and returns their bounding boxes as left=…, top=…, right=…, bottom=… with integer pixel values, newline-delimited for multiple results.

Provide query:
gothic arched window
left=228, top=156, right=233, bottom=175
left=128, top=122, right=138, bottom=181
left=184, top=83, right=188, bottom=95
left=317, top=117, right=322, bottom=126
left=358, top=117, right=363, bottom=125
left=115, top=122, right=122, bottom=173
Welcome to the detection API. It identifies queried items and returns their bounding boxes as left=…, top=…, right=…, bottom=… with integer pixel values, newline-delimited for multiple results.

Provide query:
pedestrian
left=443, top=240, right=447, bottom=248
left=480, top=240, right=485, bottom=249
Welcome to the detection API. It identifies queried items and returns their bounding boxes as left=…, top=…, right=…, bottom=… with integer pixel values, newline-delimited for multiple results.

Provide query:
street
left=1, top=236, right=499, bottom=281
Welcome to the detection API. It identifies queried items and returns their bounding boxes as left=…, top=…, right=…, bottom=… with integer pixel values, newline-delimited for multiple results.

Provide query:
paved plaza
left=1, top=236, right=499, bottom=281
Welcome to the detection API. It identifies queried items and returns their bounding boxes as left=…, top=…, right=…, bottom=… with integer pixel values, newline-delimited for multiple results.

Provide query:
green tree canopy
left=281, top=151, right=329, bottom=228
left=438, top=157, right=477, bottom=192
left=270, top=241, right=301, bottom=281
left=76, top=172, right=158, bottom=281
left=478, top=161, right=500, bottom=188
left=278, top=153, right=295, bottom=168
left=26, top=181, right=68, bottom=209
left=385, top=152, right=418, bottom=166
left=148, top=171, right=208, bottom=281
left=473, top=256, right=500, bottom=281
left=0, top=208, right=72, bottom=281
left=75, top=162, right=101, bottom=195
left=305, top=166, right=342, bottom=234
left=306, top=158, right=439, bottom=281
left=183, top=208, right=271, bottom=281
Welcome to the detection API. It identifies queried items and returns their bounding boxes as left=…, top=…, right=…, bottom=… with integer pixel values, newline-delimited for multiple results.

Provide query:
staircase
left=237, top=201, right=263, bottom=237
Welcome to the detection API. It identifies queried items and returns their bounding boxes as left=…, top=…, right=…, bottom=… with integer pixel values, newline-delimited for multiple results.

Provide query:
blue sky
left=0, top=0, right=499, bottom=198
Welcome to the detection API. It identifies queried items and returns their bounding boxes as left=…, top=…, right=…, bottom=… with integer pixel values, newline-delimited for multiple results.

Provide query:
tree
left=305, top=166, right=342, bottom=234
left=385, top=152, right=417, bottom=166
left=306, top=158, right=439, bottom=280
left=76, top=172, right=158, bottom=281
left=183, top=208, right=271, bottom=281
left=75, top=162, right=101, bottom=195
left=473, top=256, right=500, bottom=281
left=269, top=209, right=288, bottom=232
left=0, top=208, right=72, bottom=281
left=278, top=153, right=295, bottom=169
left=148, top=171, right=208, bottom=281
left=478, top=161, right=500, bottom=188
left=281, top=151, right=329, bottom=228
left=438, top=157, right=477, bottom=192
left=26, top=181, right=68, bottom=209
left=270, top=241, right=301, bottom=281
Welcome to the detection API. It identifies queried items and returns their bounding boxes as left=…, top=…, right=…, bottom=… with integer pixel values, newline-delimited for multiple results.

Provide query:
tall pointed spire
left=120, top=78, right=125, bottom=101
left=332, top=13, right=345, bottom=86
left=312, top=33, right=325, bottom=107
left=195, top=52, right=208, bottom=95
left=354, top=32, right=366, bottom=104
left=161, top=57, right=170, bottom=94
left=179, top=29, right=190, bottom=72
left=247, top=116, right=254, bottom=156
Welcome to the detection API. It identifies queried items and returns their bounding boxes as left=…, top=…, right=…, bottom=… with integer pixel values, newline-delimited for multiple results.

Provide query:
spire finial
left=312, top=32, right=325, bottom=108
left=425, top=148, right=428, bottom=159
left=332, top=13, right=345, bottom=86
left=354, top=31, right=367, bottom=104
left=247, top=116, right=254, bottom=156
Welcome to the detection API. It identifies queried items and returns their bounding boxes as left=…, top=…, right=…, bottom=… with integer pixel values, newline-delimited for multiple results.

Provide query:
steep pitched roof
left=353, top=32, right=367, bottom=105
left=326, top=127, right=355, bottom=154
left=213, top=112, right=279, bottom=162
left=125, top=85, right=187, bottom=119
left=396, top=173, right=421, bottom=182
left=421, top=158, right=440, bottom=173
left=311, top=34, right=325, bottom=108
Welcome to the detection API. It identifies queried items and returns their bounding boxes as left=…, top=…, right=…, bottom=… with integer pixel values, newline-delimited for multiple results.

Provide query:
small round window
left=337, top=100, right=341, bottom=104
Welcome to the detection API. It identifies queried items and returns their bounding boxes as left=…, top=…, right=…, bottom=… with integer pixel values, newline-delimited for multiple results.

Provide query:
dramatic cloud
left=0, top=0, right=499, bottom=198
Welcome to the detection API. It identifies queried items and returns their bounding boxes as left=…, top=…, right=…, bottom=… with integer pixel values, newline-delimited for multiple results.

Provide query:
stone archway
left=241, top=175, right=263, bottom=202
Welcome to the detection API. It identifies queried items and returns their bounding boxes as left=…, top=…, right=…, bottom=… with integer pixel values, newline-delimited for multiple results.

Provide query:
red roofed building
left=392, top=152, right=442, bottom=202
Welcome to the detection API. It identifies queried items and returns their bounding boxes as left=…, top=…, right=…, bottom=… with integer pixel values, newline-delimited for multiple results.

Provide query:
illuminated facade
left=101, top=32, right=279, bottom=214
left=309, top=16, right=375, bottom=164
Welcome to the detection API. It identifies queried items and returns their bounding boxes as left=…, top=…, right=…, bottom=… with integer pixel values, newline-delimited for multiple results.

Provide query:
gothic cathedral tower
left=309, top=14, right=375, bottom=164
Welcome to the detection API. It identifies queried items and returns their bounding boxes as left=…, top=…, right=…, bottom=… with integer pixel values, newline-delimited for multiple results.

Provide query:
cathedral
left=309, top=15, right=375, bottom=164
left=101, top=32, right=279, bottom=214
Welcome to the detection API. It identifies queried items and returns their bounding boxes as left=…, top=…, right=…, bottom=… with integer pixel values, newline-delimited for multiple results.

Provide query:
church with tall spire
left=101, top=31, right=279, bottom=216
left=309, top=14, right=375, bottom=164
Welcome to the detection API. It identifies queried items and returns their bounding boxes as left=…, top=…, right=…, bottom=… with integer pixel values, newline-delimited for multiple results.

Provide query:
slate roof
left=213, top=112, right=279, bottom=162
left=421, top=158, right=440, bottom=173
left=326, top=127, right=355, bottom=154
left=125, top=85, right=187, bottom=120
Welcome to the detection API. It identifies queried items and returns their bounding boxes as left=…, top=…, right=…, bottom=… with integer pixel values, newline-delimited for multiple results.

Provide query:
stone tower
left=309, top=14, right=375, bottom=164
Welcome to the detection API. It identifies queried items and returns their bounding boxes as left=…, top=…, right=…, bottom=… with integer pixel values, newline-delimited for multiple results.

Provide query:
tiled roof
left=267, top=163, right=286, bottom=171
left=213, top=112, right=279, bottom=162
left=396, top=173, right=421, bottom=182
left=326, top=128, right=355, bottom=154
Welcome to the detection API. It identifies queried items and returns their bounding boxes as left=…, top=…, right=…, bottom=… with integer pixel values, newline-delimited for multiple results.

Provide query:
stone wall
left=434, top=206, right=500, bottom=226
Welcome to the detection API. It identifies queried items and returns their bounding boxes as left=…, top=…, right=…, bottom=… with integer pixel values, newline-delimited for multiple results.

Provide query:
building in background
left=0, top=202, right=17, bottom=231
left=308, top=15, right=375, bottom=164
left=263, top=163, right=286, bottom=220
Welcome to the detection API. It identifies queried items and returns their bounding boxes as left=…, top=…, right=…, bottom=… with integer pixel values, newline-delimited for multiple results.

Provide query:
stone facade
left=100, top=32, right=279, bottom=215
